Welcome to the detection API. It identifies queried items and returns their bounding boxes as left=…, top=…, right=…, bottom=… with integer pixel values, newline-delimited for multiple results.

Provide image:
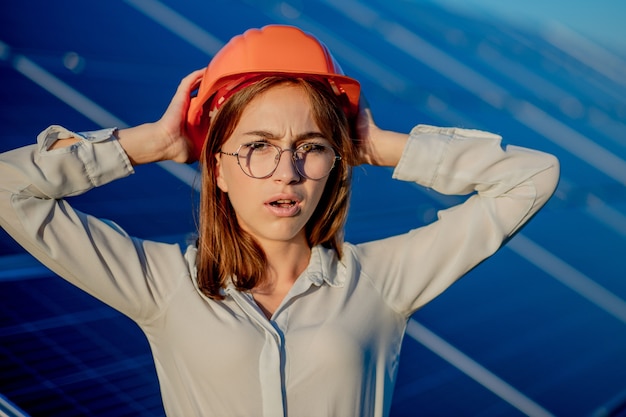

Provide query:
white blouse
left=0, top=124, right=559, bottom=416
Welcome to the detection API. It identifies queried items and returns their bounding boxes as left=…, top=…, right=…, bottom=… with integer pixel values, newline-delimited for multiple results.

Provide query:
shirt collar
left=187, top=243, right=346, bottom=297
left=304, top=245, right=345, bottom=288
left=221, top=245, right=346, bottom=296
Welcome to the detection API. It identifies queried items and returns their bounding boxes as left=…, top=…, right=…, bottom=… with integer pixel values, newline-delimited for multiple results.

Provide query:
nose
left=273, top=149, right=301, bottom=183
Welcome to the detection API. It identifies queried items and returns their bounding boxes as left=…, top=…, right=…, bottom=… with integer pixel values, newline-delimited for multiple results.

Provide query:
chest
left=148, top=278, right=403, bottom=381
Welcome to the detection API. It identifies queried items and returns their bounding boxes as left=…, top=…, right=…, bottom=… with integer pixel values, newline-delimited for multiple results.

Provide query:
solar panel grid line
left=548, top=175, right=626, bottom=241
left=122, top=0, right=224, bottom=57
left=463, top=41, right=626, bottom=151
left=366, top=0, right=626, bottom=115
left=11, top=56, right=126, bottom=130
left=406, top=320, right=556, bottom=417
left=6, top=49, right=201, bottom=197
left=0, top=283, right=162, bottom=416
left=404, top=175, right=626, bottom=325
left=0, top=228, right=198, bottom=283
left=45, top=327, right=154, bottom=415
left=0, top=266, right=50, bottom=282
left=243, top=2, right=413, bottom=95
left=22, top=289, right=159, bottom=416
left=322, top=0, right=626, bottom=189
left=0, top=346, right=47, bottom=397
left=285, top=19, right=411, bottom=94
left=511, top=102, right=626, bottom=187
left=432, top=2, right=626, bottom=115
left=404, top=95, right=626, bottom=318
left=0, top=394, right=31, bottom=417
left=48, top=355, right=154, bottom=391
left=416, top=106, right=626, bottom=249
left=584, top=194, right=626, bottom=239
left=507, top=235, right=626, bottom=325
left=541, top=22, right=626, bottom=90
left=4, top=334, right=109, bottom=416
left=0, top=308, right=120, bottom=339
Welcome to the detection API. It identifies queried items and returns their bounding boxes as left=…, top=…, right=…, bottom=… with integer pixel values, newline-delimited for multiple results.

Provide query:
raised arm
left=49, top=69, right=203, bottom=164
left=351, top=98, right=408, bottom=168
left=0, top=70, right=203, bottom=322
left=350, top=103, right=560, bottom=317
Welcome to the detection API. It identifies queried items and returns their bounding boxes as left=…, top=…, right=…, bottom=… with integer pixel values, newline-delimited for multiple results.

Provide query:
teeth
left=271, top=199, right=295, bottom=206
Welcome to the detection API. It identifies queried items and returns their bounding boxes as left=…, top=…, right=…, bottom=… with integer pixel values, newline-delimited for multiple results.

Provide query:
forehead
left=232, top=84, right=320, bottom=134
left=244, top=83, right=312, bottom=113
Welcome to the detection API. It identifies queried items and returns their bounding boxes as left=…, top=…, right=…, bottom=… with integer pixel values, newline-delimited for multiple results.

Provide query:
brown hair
left=196, top=76, right=355, bottom=299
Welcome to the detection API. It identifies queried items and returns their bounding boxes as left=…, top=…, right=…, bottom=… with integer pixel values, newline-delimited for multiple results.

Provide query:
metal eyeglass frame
left=219, top=142, right=342, bottom=180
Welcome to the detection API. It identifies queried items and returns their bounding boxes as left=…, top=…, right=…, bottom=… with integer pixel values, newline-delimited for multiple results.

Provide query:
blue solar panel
left=1, top=0, right=626, bottom=416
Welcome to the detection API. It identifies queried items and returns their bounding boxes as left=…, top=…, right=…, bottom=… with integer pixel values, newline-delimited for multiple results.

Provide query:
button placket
left=228, top=290, right=286, bottom=417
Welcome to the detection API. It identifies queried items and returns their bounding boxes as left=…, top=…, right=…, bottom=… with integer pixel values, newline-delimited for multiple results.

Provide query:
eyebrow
left=243, top=130, right=327, bottom=141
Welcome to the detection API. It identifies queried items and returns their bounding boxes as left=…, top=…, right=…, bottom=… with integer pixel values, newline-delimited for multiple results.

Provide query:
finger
left=183, top=68, right=204, bottom=83
left=174, top=69, right=204, bottom=98
left=163, top=71, right=203, bottom=115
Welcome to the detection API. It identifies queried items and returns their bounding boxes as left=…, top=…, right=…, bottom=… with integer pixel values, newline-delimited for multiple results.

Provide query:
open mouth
left=269, top=199, right=297, bottom=208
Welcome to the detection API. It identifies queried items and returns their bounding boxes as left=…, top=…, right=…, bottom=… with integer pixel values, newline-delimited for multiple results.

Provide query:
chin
left=260, top=226, right=308, bottom=245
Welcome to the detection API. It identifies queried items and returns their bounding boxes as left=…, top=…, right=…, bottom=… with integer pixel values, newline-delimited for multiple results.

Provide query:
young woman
left=0, top=25, right=559, bottom=417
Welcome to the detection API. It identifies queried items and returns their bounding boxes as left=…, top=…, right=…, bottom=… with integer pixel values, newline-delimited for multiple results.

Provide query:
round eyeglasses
left=219, top=141, right=341, bottom=180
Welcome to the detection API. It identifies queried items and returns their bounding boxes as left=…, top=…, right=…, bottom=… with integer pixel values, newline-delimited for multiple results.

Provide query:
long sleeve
left=354, top=125, right=560, bottom=317
left=0, top=126, right=189, bottom=323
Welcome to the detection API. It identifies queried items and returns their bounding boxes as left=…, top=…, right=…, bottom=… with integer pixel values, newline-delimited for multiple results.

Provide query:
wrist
left=117, top=123, right=168, bottom=166
left=366, top=128, right=408, bottom=167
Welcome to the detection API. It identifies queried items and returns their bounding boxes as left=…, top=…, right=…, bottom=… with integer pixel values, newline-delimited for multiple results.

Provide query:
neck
left=249, top=234, right=312, bottom=319
left=255, top=238, right=311, bottom=295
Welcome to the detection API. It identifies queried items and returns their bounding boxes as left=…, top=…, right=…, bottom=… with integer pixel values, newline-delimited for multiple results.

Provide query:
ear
left=215, top=153, right=229, bottom=193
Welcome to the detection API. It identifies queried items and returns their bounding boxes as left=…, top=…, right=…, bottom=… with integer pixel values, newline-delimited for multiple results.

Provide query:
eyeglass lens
left=237, top=142, right=338, bottom=179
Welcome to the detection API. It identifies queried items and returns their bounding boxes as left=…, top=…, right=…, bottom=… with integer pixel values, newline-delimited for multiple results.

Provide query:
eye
left=245, top=141, right=269, bottom=150
left=241, top=141, right=274, bottom=155
left=298, top=143, right=328, bottom=153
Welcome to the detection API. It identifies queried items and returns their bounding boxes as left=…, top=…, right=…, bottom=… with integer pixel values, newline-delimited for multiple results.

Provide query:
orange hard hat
left=185, top=25, right=361, bottom=160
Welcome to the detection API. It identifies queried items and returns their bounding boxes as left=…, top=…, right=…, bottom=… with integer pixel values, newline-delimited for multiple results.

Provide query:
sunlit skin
left=214, top=85, right=331, bottom=312
left=51, top=70, right=410, bottom=317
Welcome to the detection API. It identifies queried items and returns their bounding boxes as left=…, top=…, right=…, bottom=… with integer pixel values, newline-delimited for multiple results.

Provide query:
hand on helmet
left=154, top=69, right=204, bottom=164
left=352, top=94, right=408, bottom=168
